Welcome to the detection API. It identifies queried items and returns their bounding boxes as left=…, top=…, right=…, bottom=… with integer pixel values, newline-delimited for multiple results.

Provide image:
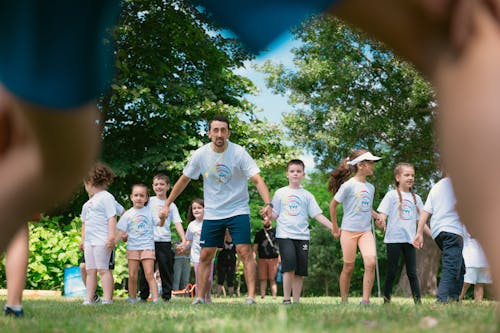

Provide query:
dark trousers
left=384, top=243, right=421, bottom=301
left=139, top=241, right=173, bottom=301
left=434, top=232, right=465, bottom=303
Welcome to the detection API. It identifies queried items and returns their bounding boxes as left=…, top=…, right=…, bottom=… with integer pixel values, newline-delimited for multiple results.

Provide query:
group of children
left=80, top=150, right=489, bottom=305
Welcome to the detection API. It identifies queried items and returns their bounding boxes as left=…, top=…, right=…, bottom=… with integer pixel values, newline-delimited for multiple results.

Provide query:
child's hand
left=331, top=226, right=341, bottom=240
left=122, top=232, right=128, bottom=242
left=412, top=233, right=424, bottom=249
left=79, top=242, right=84, bottom=251
left=159, top=206, right=170, bottom=220
left=106, top=237, right=115, bottom=250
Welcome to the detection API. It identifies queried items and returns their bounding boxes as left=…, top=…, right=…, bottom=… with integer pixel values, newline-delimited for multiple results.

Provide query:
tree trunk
left=396, top=234, right=441, bottom=296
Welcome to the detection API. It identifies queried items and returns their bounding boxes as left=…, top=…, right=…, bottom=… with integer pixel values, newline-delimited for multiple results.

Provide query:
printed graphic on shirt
left=129, top=214, right=151, bottom=238
left=398, top=199, right=416, bottom=220
left=355, top=189, right=371, bottom=213
left=284, top=194, right=302, bottom=216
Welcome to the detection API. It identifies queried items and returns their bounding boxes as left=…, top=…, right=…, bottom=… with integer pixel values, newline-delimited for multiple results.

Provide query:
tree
left=260, top=15, right=441, bottom=295
left=55, top=0, right=296, bottom=219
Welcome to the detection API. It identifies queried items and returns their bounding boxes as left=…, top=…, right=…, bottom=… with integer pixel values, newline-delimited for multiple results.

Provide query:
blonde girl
left=329, top=149, right=382, bottom=305
left=377, top=163, right=424, bottom=304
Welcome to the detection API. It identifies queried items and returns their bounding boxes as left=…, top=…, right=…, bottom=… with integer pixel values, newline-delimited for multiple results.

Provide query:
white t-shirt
left=148, top=196, right=182, bottom=242
left=185, top=220, right=203, bottom=263
left=117, top=206, right=156, bottom=250
left=377, top=189, right=424, bottom=244
left=272, top=186, right=323, bottom=240
left=81, top=190, right=117, bottom=246
left=462, top=227, right=489, bottom=268
left=424, top=177, right=464, bottom=239
left=334, top=178, right=375, bottom=232
left=183, top=141, right=260, bottom=220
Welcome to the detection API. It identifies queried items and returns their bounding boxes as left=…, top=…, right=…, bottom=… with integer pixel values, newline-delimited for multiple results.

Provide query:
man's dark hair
left=209, top=115, right=230, bottom=130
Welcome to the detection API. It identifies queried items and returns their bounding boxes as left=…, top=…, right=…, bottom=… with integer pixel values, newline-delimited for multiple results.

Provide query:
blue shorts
left=201, top=215, right=251, bottom=248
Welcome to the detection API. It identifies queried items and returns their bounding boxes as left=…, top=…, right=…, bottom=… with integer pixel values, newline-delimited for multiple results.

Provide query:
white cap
left=347, top=152, right=382, bottom=166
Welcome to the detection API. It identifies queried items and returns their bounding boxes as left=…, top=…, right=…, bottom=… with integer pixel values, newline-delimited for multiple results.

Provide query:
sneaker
left=152, top=298, right=160, bottom=304
left=359, top=300, right=370, bottom=305
left=4, top=306, right=23, bottom=318
left=82, top=300, right=92, bottom=305
left=101, top=299, right=113, bottom=305
left=192, top=297, right=205, bottom=305
left=383, top=296, right=391, bottom=304
left=245, top=297, right=256, bottom=305
left=127, top=297, right=138, bottom=304
left=93, top=294, right=101, bottom=304
left=282, top=299, right=292, bottom=305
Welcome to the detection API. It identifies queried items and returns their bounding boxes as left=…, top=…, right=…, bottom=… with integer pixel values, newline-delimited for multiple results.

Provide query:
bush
left=0, top=216, right=128, bottom=293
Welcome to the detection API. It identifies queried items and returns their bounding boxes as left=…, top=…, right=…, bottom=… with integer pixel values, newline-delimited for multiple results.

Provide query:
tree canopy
left=259, top=16, right=440, bottom=197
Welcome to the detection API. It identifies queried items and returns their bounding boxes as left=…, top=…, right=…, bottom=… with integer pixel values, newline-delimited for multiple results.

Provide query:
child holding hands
left=272, top=159, right=333, bottom=305
left=329, top=149, right=382, bottom=305
left=114, top=184, right=165, bottom=303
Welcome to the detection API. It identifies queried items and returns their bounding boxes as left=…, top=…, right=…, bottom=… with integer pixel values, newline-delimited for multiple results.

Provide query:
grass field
left=0, top=296, right=498, bottom=333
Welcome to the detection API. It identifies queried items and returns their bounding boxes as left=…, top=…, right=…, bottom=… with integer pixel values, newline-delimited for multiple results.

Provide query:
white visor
left=347, top=152, right=382, bottom=166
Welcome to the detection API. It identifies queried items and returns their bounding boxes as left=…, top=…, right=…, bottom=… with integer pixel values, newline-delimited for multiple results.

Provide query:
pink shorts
left=340, top=230, right=376, bottom=263
left=84, top=244, right=112, bottom=270
left=126, top=249, right=155, bottom=261
left=258, top=258, right=279, bottom=280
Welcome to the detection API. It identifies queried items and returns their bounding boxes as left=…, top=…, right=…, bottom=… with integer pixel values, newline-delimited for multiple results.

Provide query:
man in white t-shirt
left=160, top=115, right=273, bottom=304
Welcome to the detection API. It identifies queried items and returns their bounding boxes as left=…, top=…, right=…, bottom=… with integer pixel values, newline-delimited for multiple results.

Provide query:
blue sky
left=234, top=32, right=317, bottom=171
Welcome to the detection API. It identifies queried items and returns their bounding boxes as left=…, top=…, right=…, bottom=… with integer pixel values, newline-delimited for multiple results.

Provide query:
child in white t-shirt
left=329, top=149, right=382, bottom=305
left=185, top=198, right=214, bottom=304
left=377, top=163, right=426, bottom=304
left=459, top=226, right=491, bottom=302
left=114, top=184, right=165, bottom=303
left=414, top=177, right=465, bottom=303
left=80, top=162, right=118, bottom=305
left=272, top=159, right=333, bottom=305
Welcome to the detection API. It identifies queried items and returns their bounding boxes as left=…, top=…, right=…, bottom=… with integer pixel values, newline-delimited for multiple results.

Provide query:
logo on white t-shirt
left=214, top=164, right=232, bottom=184
left=130, top=214, right=150, bottom=237
left=398, top=199, right=414, bottom=220
left=285, top=194, right=302, bottom=216
left=355, top=189, right=371, bottom=213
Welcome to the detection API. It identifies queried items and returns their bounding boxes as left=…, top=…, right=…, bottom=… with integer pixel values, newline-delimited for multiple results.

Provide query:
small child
left=185, top=199, right=214, bottom=304
left=377, top=163, right=425, bottom=304
left=138, top=173, right=186, bottom=302
left=329, top=149, right=382, bottom=305
left=459, top=226, right=491, bottom=302
left=272, top=159, right=333, bottom=305
left=216, top=230, right=237, bottom=297
left=114, top=184, right=165, bottom=303
left=80, top=162, right=118, bottom=305
left=413, top=176, right=465, bottom=303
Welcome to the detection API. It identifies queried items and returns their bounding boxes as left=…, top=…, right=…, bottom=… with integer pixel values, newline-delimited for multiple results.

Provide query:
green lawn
left=0, top=296, right=497, bottom=333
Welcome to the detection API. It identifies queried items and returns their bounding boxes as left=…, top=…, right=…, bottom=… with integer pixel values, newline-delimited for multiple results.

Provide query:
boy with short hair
left=138, top=173, right=186, bottom=302
left=272, top=159, right=334, bottom=304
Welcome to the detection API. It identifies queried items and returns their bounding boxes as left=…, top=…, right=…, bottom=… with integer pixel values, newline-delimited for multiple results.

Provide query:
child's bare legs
left=80, top=263, right=87, bottom=287
left=85, top=269, right=98, bottom=303
left=259, top=279, right=268, bottom=298
left=99, top=269, right=114, bottom=302
left=361, top=256, right=376, bottom=304
left=5, top=225, right=29, bottom=310
left=127, top=260, right=140, bottom=300
left=0, top=85, right=100, bottom=252
left=142, top=259, right=159, bottom=301
left=433, top=3, right=500, bottom=302
left=339, top=262, right=354, bottom=303
left=474, top=284, right=485, bottom=302
left=460, top=282, right=471, bottom=301
left=292, top=275, right=304, bottom=303
left=282, top=271, right=294, bottom=301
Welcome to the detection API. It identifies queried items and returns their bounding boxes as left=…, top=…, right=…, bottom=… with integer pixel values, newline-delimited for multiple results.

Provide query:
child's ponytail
left=328, top=149, right=368, bottom=194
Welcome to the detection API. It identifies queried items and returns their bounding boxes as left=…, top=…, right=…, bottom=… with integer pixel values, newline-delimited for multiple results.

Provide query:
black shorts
left=277, top=238, right=309, bottom=276
left=80, top=249, right=115, bottom=270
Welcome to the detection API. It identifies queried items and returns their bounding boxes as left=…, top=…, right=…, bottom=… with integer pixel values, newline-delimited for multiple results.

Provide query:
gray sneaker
left=245, top=297, right=256, bottom=305
left=192, top=298, right=205, bottom=305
